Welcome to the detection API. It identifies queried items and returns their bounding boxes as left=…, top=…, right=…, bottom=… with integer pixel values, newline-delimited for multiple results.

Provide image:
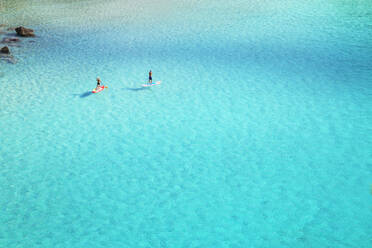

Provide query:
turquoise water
left=1, top=0, right=372, bottom=247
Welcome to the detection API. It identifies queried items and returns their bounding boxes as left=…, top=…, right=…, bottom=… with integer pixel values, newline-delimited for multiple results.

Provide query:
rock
left=15, top=26, right=35, bottom=37
left=1, top=37, right=20, bottom=43
left=0, top=46, right=10, bottom=54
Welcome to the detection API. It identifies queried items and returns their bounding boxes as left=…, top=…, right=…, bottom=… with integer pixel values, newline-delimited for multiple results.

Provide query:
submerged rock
left=1, top=56, right=17, bottom=64
left=0, top=46, right=10, bottom=54
left=1, top=37, right=20, bottom=43
left=15, top=26, right=35, bottom=37
left=0, top=51, right=16, bottom=64
left=7, top=44, right=21, bottom=48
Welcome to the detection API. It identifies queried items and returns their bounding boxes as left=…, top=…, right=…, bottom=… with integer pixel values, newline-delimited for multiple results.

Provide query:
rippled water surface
left=1, top=0, right=371, bottom=247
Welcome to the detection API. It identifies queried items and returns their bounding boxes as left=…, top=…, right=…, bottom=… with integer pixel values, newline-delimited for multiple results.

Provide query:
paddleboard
left=92, top=86, right=105, bottom=93
left=142, top=81, right=161, bottom=87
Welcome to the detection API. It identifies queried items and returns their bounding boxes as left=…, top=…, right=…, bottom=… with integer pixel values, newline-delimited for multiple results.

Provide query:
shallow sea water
left=0, top=0, right=372, bottom=247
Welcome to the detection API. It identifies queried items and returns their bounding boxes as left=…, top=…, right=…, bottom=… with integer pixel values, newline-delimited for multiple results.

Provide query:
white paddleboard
left=142, top=81, right=161, bottom=87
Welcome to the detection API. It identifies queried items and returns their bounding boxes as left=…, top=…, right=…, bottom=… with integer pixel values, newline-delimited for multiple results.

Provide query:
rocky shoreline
left=0, top=25, right=36, bottom=64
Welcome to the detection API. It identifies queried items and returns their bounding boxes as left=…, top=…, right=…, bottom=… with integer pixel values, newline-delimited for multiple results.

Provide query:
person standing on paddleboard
left=148, top=70, right=152, bottom=84
left=96, top=77, right=101, bottom=89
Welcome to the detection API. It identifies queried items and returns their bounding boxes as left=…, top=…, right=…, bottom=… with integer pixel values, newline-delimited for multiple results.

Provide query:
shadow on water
left=72, top=91, right=93, bottom=98
left=124, top=87, right=148, bottom=91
